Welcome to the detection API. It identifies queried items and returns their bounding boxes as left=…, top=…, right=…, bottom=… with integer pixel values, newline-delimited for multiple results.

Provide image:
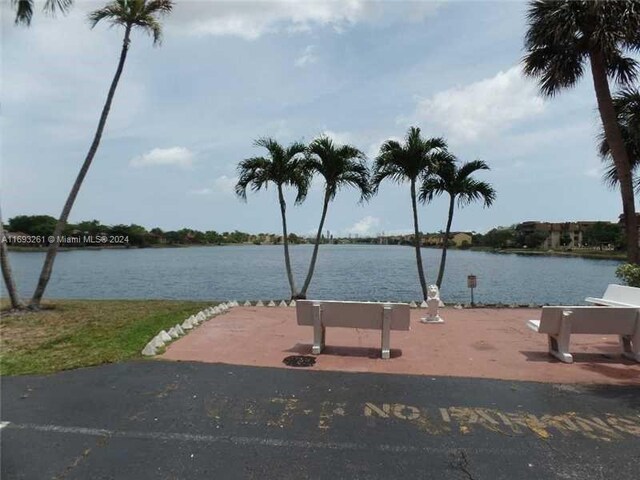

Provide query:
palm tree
left=599, top=87, right=640, bottom=194
left=3, top=0, right=75, bottom=310
left=12, top=0, right=73, bottom=25
left=420, top=158, right=496, bottom=288
left=298, top=135, right=371, bottom=298
left=235, top=138, right=309, bottom=299
left=29, top=0, right=174, bottom=309
left=372, top=127, right=448, bottom=300
left=522, top=0, right=640, bottom=263
left=1, top=209, right=24, bottom=310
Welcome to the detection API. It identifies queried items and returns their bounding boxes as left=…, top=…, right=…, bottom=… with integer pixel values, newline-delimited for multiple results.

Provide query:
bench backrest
left=296, top=300, right=411, bottom=331
left=601, top=284, right=640, bottom=305
left=537, top=306, right=639, bottom=335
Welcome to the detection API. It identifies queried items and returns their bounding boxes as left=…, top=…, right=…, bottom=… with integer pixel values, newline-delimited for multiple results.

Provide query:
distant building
left=424, top=232, right=472, bottom=247
left=516, top=221, right=611, bottom=249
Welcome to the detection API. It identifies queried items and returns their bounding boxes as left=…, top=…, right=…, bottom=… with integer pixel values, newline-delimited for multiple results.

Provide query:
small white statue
left=421, top=285, right=444, bottom=324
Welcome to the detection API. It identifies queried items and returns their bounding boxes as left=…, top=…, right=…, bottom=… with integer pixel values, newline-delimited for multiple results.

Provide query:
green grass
left=0, top=299, right=213, bottom=376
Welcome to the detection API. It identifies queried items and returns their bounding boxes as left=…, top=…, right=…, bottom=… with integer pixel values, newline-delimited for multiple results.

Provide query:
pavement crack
left=52, top=435, right=110, bottom=480
left=449, top=449, right=476, bottom=480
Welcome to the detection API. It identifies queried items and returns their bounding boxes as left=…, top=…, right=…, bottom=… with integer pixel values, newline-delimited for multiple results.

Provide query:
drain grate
left=283, top=355, right=316, bottom=368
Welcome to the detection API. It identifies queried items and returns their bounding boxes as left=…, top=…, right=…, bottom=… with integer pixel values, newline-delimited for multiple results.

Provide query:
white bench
left=585, top=284, right=640, bottom=307
left=296, top=300, right=410, bottom=359
left=527, top=306, right=640, bottom=363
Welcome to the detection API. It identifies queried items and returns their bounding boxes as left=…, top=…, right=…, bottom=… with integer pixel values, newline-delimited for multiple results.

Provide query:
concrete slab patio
left=162, top=307, right=640, bottom=385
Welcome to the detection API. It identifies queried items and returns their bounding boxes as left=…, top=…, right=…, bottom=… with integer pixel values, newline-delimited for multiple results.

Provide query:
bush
left=615, top=263, right=640, bottom=287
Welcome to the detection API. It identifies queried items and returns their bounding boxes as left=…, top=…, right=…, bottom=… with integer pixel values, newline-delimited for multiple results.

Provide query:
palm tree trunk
left=277, top=184, right=298, bottom=299
left=436, top=195, right=455, bottom=288
left=0, top=209, right=24, bottom=309
left=29, top=25, right=132, bottom=309
left=411, top=179, right=428, bottom=300
left=589, top=49, right=639, bottom=264
left=299, top=191, right=330, bottom=298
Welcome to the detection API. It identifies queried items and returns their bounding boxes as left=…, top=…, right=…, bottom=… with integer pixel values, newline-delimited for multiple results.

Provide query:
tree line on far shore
left=2, top=215, right=307, bottom=247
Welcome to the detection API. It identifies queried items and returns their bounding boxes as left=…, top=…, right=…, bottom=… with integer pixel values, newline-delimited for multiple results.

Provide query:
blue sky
left=1, top=0, right=624, bottom=236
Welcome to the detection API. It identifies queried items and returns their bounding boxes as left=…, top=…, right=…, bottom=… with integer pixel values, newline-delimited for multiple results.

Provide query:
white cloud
left=130, top=147, right=194, bottom=168
left=347, top=216, right=381, bottom=236
left=412, top=65, right=545, bottom=143
left=168, top=0, right=441, bottom=39
left=214, top=175, right=238, bottom=194
left=295, top=45, right=318, bottom=67
left=189, top=175, right=238, bottom=197
left=189, top=188, right=213, bottom=195
left=584, top=167, right=601, bottom=178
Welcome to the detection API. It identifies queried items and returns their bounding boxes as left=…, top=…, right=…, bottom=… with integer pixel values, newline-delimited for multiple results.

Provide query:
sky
left=0, top=0, right=627, bottom=237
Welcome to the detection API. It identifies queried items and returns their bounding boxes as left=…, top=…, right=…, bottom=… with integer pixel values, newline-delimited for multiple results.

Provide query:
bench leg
left=312, top=303, right=325, bottom=355
left=621, top=326, right=640, bottom=362
left=381, top=306, right=391, bottom=360
left=547, top=310, right=573, bottom=363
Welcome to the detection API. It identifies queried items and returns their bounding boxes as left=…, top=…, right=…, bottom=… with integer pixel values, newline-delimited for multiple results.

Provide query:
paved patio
left=162, top=307, right=640, bottom=385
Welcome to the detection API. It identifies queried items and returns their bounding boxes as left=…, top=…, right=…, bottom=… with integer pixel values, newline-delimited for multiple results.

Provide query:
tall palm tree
left=599, top=87, right=640, bottom=194
left=1, top=209, right=24, bottom=310
left=298, top=135, right=371, bottom=298
left=12, top=0, right=72, bottom=25
left=235, top=138, right=309, bottom=299
left=522, top=0, right=640, bottom=263
left=3, top=0, right=75, bottom=310
left=372, top=127, right=448, bottom=300
left=420, top=158, right=496, bottom=288
left=29, top=0, right=174, bottom=309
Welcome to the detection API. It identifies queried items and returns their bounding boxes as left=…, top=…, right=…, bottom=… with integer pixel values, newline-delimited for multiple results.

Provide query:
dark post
left=467, top=274, right=477, bottom=307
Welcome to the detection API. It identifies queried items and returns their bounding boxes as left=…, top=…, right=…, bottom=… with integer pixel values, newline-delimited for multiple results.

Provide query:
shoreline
left=7, top=243, right=625, bottom=260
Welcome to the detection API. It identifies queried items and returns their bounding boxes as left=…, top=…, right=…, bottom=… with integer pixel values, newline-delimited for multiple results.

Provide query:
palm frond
left=89, top=0, right=173, bottom=46
left=13, top=0, right=33, bottom=25
left=418, top=177, right=447, bottom=204
left=43, top=0, right=72, bottom=15
left=522, top=0, right=640, bottom=95
left=457, top=179, right=496, bottom=208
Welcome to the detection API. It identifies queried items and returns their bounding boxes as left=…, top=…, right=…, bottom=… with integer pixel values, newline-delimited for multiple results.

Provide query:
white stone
left=167, top=327, right=180, bottom=339
left=159, top=330, right=172, bottom=342
left=182, top=319, right=194, bottom=330
left=243, top=300, right=252, bottom=307
left=409, top=301, right=417, bottom=308
left=230, top=300, right=239, bottom=307
left=420, top=301, right=428, bottom=308
left=454, top=304, right=463, bottom=310
left=279, top=300, right=288, bottom=307
left=256, top=300, right=265, bottom=307
left=289, top=300, right=296, bottom=307
left=175, top=324, right=185, bottom=335
left=268, top=300, right=276, bottom=307
left=151, top=335, right=165, bottom=348
left=142, top=342, right=157, bottom=356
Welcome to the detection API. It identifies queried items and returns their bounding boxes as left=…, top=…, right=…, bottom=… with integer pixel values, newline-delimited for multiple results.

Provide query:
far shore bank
left=7, top=242, right=625, bottom=260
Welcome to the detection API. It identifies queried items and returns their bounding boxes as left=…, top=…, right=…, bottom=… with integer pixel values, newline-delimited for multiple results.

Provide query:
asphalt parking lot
left=2, top=361, right=639, bottom=479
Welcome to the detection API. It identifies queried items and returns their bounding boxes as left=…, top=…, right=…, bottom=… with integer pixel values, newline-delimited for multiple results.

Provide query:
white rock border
left=141, top=302, right=234, bottom=356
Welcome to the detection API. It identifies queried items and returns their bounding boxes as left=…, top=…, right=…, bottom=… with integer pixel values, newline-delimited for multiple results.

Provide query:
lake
left=4, top=245, right=618, bottom=305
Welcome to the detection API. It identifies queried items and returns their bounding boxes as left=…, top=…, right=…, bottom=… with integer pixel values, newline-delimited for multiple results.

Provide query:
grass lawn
left=0, top=299, right=213, bottom=376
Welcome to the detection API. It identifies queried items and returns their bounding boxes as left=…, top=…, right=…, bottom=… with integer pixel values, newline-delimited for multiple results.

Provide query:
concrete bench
left=585, top=284, right=640, bottom=307
left=527, top=306, right=640, bottom=363
left=296, top=300, right=410, bottom=359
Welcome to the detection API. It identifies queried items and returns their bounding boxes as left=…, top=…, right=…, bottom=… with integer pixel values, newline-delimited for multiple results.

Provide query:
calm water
left=4, top=245, right=618, bottom=305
